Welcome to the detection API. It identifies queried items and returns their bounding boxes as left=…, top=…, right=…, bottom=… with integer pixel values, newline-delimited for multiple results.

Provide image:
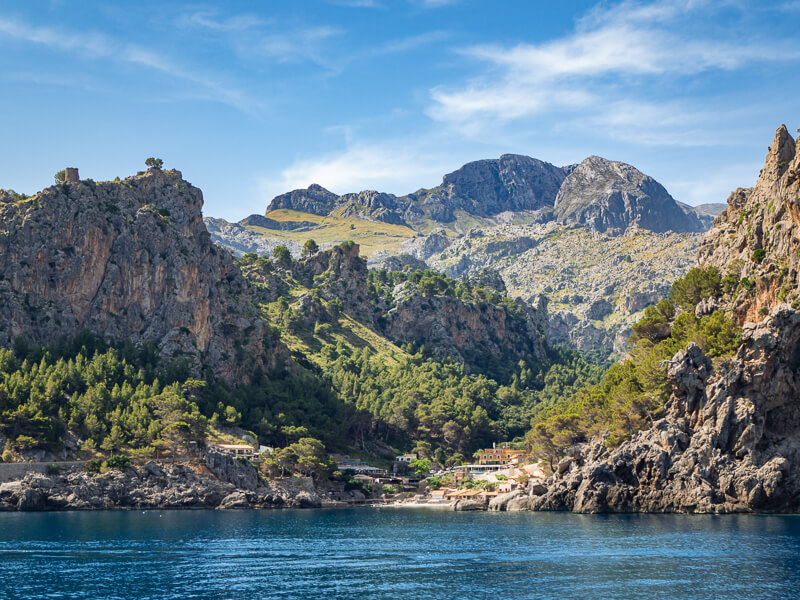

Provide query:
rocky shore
left=0, top=461, right=327, bottom=512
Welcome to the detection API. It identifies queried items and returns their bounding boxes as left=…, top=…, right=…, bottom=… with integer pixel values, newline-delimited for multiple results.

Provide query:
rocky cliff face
left=698, top=126, right=800, bottom=323
left=385, top=293, right=546, bottom=366
left=429, top=223, right=700, bottom=354
left=529, top=308, right=800, bottom=513
left=267, top=183, right=339, bottom=216
left=521, top=124, right=800, bottom=513
left=407, top=154, right=566, bottom=222
left=554, top=156, right=705, bottom=234
left=0, top=169, right=284, bottom=383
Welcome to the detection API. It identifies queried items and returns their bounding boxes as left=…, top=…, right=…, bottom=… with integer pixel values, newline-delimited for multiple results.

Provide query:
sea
left=0, top=508, right=798, bottom=599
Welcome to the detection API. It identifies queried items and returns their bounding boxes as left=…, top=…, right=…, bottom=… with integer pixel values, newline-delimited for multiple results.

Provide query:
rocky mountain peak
left=0, top=169, right=285, bottom=383
left=698, top=125, right=800, bottom=322
left=429, top=154, right=566, bottom=218
left=267, top=184, right=339, bottom=216
left=554, top=155, right=704, bottom=234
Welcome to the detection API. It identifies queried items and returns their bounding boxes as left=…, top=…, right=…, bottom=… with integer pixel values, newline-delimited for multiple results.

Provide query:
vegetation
left=527, top=267, right=742, bottom=468
left=145, top=157, right=164, bottom=170
left=0, top=331, right=354, bottom=462
left=301, top=239, right=320, bottom=258
left=54, top=170, right=65, bottom=184
left=247, top=208, right=419, bottom=258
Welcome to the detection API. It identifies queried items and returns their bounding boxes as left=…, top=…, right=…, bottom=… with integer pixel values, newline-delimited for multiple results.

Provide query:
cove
left=1, top=509, right=799, bottom=599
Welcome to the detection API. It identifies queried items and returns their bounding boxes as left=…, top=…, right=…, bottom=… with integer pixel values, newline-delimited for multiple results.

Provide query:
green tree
left=301, top=239, right=320, bottom=258
left=145, top=157, right=164, bottom=170
left=273, top=245, right=292, bottom=265
left=54, top=170, right=66, bottom=184
left=410, top=457, right=431, bottom=477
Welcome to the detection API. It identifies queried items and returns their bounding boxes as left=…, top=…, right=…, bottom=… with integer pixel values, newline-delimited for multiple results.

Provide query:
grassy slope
left=249, top=209, right=418, bottom=258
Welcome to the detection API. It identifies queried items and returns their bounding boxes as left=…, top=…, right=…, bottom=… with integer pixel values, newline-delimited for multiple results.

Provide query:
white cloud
left=0, top=15, right=257, bottom=113
left=667, top=161, right=762, bottom=206
left=428, top=0, right=795, bottom=125
left=260, top=141, right=455, bottom=202
left=180, top=11, right=269, bottom=32
left=257, top=26, right=343, bottom=63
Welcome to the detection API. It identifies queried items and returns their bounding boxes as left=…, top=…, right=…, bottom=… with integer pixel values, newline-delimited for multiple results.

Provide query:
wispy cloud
left=428, top=0, right=794, bottom=126
left=262, top=139, right=454, bottom=201
left=180, top=11, right=269, bottom=32
left=329, top=0, right=384, bottom=7
left=257, top=26, right=344, bottom=64
left=0, top=15, right=258, bottom=113
left=378, top=30, right=451, bottom=54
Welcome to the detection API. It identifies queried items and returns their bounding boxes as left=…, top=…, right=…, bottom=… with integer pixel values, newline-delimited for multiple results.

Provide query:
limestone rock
left=267, top=184, right=339, bottom=216
left=530, top=305, right=800, bottom=513
left=554, top=156, right=705, bottom=234
left=0, top=170, right=286, bottom=384
left=698, top=125, right=800, bottom=323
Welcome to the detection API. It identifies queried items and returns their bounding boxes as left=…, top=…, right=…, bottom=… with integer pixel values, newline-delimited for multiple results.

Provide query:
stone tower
left=64, top=168, right=79, bottom=182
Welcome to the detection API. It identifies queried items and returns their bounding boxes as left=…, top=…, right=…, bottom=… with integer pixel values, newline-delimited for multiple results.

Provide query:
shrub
left=753, top=248, right=766, bottom=263
left=84, top=459, right=103, bottom=473
left=670, top=267, right=722, bottom=310
left=105, top=455, right=131, bottom=470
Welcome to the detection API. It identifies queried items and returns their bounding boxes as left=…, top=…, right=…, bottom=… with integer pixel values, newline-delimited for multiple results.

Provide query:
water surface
left=1, top=508, right=798, bottom=599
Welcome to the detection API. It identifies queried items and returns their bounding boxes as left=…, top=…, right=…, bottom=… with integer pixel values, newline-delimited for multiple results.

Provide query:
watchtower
left=64, top=168, right=79, bottom=182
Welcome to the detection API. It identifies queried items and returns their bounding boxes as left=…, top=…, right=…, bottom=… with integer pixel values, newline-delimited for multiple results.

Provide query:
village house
left=477, top=444, right=527, bottom=466
left=335, top=456, right=387, bottom=476
left=394, top=453, right=417, bottom=463
left=429, top=489, right=451, bottom=501
left=211, top=443, right=257, bottom=458
left=498, top=480, right=520, bottom=494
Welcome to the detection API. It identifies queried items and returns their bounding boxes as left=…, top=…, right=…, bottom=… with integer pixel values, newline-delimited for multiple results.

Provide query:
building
left=477, top=445, right=527, bottom=466
left=430, top=489, right=452, bottom=501
left=335, top=457, right=387, bottom=476
left=395, top=454, right=417, bottom=463
left=498, top=481, right=520, bottom=494
left=212, top=443, right=257, bottom=458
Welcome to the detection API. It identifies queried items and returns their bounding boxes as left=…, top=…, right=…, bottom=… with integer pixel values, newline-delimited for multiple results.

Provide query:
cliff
left=698, top=125, right=800, bottom=323
left=524, top=124, right=800, bottom=513
left=0, top=168, right=285, bottom=383
left=554, top=156, right=705, bottom=234
left=406, top=154, right=566, bottom=222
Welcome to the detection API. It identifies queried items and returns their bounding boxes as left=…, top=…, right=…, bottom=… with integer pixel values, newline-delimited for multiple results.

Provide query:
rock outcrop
left=385, top=292, right=546, bottom=366
left=0, top=461, right=325, bottom=511
left=0, top=169, right=284, bottom=383
left=267, top=183, right=339, bottom=216
left=407, top=154, right=566, bottom=222
left=698, top=125, right=800, bottom=323
left=554, top=156, right=705, bottom=234
left=531, top=308, right=800, bottom=513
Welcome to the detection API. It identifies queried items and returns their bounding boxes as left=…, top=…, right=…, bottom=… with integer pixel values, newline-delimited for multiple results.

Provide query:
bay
left=1, top=509, right=799, bottom=599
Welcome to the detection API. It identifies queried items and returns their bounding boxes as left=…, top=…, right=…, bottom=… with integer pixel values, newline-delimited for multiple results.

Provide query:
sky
left=1, top=0, right=799, bottom=221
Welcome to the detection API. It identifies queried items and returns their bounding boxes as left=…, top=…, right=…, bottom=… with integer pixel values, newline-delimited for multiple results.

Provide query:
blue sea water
left=0, top=509, right=799, bottom=599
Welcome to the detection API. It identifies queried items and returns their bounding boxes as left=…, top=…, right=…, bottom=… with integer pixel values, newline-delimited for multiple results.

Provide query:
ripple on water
left=0, top=510, right=798, bottom=600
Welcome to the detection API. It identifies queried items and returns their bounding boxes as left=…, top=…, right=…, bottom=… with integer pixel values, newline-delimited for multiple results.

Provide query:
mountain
left=267, top=183, right=339, bottom=216
left=207, top=153, right=724, bottom=357
left=428, top=223, right=700, bottom=353
left=405, top=154, right=566, bottom=222
left=697, top=125, right=800, bottom=322
left=526, top=124, right=800, bottom=513
left=0, top=168, right=283, bottom=383
left=678, top=201, right=727, bottom=229
left=553, top=156, right=705, bottom=234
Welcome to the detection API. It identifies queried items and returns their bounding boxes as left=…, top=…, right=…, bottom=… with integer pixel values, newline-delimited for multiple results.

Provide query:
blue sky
left=1, top=0, right=799, bottom=220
